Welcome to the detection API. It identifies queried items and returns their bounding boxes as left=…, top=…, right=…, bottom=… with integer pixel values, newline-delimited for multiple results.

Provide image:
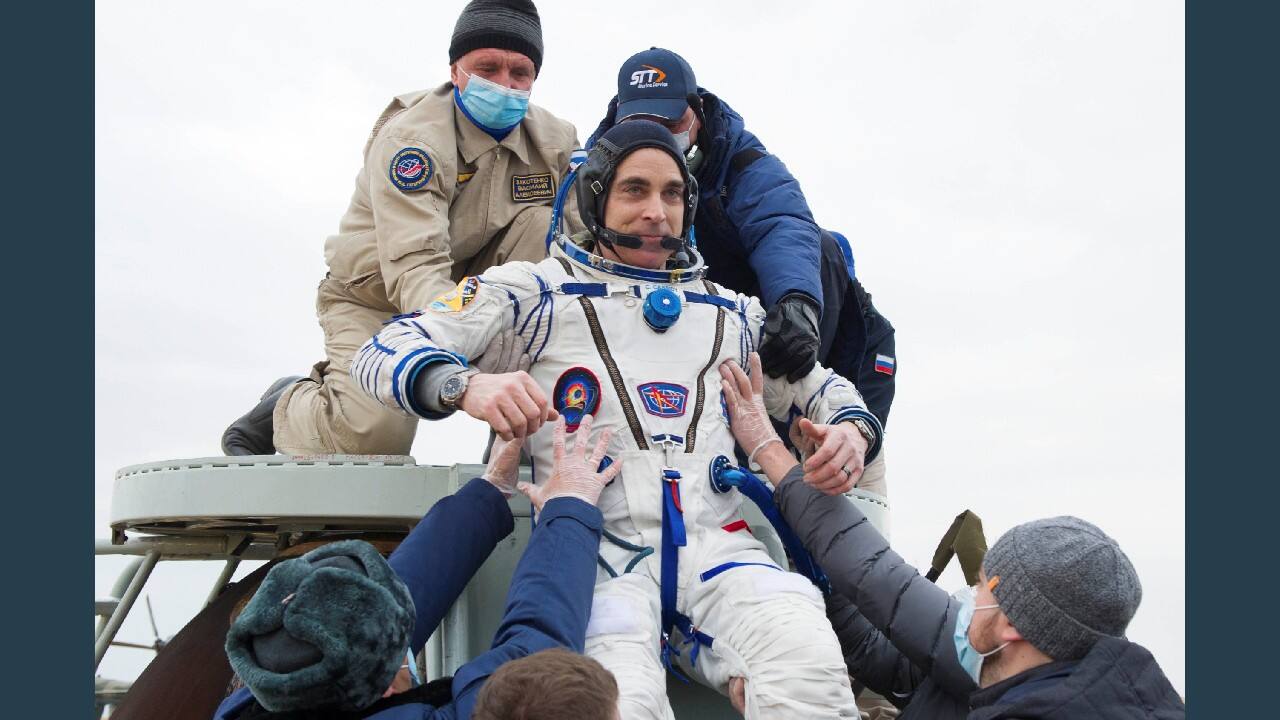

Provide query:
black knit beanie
left=449, top=0, right=544, bottom=75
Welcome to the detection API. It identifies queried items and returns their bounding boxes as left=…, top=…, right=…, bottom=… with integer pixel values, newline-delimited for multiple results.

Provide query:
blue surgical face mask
left=951, top=586, right=1008, bottom=684
left=403, top=648, right=420, bottom=687
left=458, top=70, right=530, bottom=131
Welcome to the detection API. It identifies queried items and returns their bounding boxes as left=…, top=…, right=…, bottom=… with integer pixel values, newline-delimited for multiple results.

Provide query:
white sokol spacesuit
left=352, top=124, right=884, bottom=719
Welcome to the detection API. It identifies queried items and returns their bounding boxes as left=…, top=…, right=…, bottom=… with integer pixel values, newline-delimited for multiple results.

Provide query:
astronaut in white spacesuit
left=352, top=120, right=884, bottom=719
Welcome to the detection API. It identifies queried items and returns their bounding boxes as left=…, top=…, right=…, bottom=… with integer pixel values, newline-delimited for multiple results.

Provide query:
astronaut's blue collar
left=556, top=235, right=706, bottom=284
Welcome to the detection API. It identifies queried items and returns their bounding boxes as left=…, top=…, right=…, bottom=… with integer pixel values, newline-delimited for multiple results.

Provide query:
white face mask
left=672, top=129, right=691, bottom=153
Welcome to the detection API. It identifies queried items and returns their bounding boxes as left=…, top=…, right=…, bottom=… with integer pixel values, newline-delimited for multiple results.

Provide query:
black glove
left=759, top=293, right=821, bottom=382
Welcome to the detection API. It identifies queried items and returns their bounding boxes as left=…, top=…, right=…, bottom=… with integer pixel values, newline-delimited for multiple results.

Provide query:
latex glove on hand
left=518, top=415, right=621, bottom=511
left=718, top=352, right=784, bottom=467
left=481, top=434, right=524, bottom=497
left=797, top=417, right=868, bottom=495
left=758, top=293, right=821, bottom=382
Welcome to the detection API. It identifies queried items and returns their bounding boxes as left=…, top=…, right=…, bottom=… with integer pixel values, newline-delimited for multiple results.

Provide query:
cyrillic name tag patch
left=390, top=147, right=433, bottom=192
left=511, top=172, right=555, bottom=202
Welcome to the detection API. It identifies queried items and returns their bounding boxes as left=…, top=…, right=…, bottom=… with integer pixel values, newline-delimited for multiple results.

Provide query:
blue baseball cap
left=615, top=47, right=697, bottom=122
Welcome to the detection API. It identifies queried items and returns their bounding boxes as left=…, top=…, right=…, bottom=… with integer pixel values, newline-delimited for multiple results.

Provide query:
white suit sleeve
left=350, top=261, right=550, bottom=420
left=747, top=296, right=886, bottom=461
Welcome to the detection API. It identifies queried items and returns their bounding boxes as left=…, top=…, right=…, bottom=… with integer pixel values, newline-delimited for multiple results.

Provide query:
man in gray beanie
left=974, top=516, right=1143, bottom=669
left=221, top=0, right=584, bottom=461
left=716, top=354, right=1186, bottom=718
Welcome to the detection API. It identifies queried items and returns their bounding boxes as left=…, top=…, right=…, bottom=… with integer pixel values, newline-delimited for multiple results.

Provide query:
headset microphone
left=596, top=226, right=683, bottom=251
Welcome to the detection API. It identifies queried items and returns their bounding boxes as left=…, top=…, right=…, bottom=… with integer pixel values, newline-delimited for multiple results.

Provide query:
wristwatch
left=848, top=418, right=876, bottom=450
left=439, top=370, right=475, bottom=409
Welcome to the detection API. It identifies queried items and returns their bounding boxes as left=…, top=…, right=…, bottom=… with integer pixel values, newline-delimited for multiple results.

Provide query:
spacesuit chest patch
left=389, top=147, right=433, bottom=192
left=554, top=367, right=602, bottom=432
left=429, top=277, right=479, bottom=313
left=637, top=382, right=689, bottom=418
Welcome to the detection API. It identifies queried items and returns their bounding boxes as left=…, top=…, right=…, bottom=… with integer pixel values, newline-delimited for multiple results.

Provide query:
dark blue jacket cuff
left=538, top=496, right=604, bottom=532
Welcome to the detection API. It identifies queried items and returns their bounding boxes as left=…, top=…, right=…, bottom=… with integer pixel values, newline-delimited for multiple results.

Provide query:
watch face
left=442, top=375, right=465, bottom=404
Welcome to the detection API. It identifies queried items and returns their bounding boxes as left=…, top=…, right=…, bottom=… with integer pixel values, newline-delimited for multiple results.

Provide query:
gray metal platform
left=109, top=455, right=507, bottom=539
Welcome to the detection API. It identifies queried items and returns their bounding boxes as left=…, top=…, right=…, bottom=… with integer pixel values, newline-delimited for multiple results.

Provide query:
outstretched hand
left=797, top=417, right=867, bottom=495
left=481, top=434, right=524, bottom=497
left=517, top=415, right=621, bottom=511
left=718, top=352, right=783, bottom=464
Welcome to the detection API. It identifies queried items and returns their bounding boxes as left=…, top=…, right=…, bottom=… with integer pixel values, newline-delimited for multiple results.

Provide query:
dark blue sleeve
left=210, top=687, right=254, bottom=719
left=447, top=497, right=603, bottom=720
left=389, top=477, right=515, bottom=653
left=722, top=133, right=824, bottom=310
left=585, top=96, right=619, bottom=150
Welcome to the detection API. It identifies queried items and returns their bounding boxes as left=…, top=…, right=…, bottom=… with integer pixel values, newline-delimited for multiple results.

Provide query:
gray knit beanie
left=224, top=540, right=415, bottom=712
left=984, top=516, right=1142, bottom=661
left=449, top=0, right=543, bottom=75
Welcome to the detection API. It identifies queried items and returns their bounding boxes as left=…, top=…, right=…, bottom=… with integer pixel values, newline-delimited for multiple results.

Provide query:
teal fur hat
left=225, top=540, right=416, bottom=712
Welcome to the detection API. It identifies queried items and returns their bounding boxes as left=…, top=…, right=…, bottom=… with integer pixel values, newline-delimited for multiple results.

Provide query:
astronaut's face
left=601, top=148, right=685, bottom=269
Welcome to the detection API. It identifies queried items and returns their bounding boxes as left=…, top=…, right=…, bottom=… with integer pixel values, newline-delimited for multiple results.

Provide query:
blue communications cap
left=615, top=47, right=697, bottom=122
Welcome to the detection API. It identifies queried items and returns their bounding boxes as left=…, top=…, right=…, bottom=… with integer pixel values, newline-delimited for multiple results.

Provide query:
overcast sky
left=95, top=0, right=1185, bottom=695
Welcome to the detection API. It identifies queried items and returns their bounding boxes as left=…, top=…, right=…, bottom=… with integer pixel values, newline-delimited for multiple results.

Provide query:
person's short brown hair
left=472, top=647, right=619, bottom=720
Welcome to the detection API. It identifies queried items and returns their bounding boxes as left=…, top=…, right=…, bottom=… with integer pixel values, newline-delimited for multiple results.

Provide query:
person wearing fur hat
left=221, top=0, right=584, bottom=460
left=213, top=418, right=623, bottom=720
left=350, top=119, right=886, bottom=719
left=717, top=352, right=1186, bottom=719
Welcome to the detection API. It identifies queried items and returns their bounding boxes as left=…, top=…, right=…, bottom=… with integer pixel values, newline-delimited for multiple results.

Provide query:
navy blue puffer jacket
left=588, top=90, right=824, bottom=312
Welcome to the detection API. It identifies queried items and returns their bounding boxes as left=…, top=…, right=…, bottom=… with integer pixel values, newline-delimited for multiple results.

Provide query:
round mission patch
left=554, top=367, right=602, bottom=433
left=389, top=147, right=433, bottom=192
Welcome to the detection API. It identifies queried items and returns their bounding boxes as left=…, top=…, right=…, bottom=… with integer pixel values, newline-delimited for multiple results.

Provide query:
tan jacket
left=323, top=82, right=581, bottom=313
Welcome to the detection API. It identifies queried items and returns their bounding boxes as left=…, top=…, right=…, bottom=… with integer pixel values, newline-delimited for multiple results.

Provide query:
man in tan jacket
left=222, top=0, right=581, bottom=456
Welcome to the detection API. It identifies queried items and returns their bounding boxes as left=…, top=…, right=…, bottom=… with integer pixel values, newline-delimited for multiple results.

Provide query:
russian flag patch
left=874, top=354, right=896, bottom=375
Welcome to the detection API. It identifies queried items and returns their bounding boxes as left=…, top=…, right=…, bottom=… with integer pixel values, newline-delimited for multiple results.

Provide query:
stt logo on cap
left=615, top=47, right=698, bottom=122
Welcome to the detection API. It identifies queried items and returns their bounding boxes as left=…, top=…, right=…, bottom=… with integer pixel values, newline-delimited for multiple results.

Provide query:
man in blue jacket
left=213, top=417, right=623, bottom=720
left=588, top=47, right=898, bottom=494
